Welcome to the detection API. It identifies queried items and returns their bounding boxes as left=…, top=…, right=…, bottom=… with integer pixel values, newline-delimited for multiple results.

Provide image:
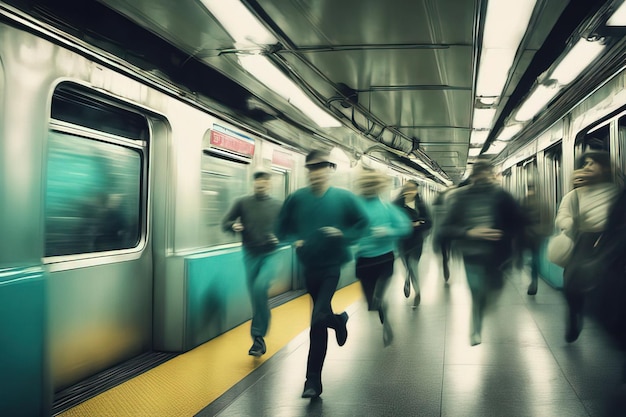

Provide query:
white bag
left=546, top=231, right=575, bottom=268
left=547, top=190, right=579, bottom=268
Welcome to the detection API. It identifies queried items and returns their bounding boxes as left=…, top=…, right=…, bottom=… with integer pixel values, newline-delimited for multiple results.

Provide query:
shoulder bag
left=546, top=190, right=579, bottom=268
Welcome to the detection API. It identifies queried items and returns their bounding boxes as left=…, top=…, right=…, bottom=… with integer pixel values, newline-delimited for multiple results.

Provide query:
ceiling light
left=478, top=97, right=498, bottom=106
left=607, top=2, right=626, bottom=26
left=496, top=124, right=523, bottom=141
left=470, top=130, right=490, bottom=146
left=200, top=0, right=277, bottom=48
left=473, top=108, right=497, bottom=129
left=201, top=0, right=340, bottom=128
left=476, top=49, right=516, bottom=97
left=515, top=84, right=560, bottom=122
left=550, top=38, right=605, bottom=85
left=483, top=0, right=537, bottom=50
left=468, top=148, right=482, bottom=157
left=239, top=55, right=340, bottom=127
left=476, top=0, right=537, bottom=98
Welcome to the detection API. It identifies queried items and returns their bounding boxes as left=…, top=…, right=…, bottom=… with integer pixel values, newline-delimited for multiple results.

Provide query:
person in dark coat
left=439, top=161, right=524, bottom=345
left=520, top=184, right=552, bottom=295
left=393, top=181, right=432, bottom=307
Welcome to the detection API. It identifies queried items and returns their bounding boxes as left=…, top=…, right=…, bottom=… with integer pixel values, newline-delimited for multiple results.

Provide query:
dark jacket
left=393, top=195, right=432, bottom=255
left=439, top=182, right=523, bottom=265
left=221, top=194, right=283, bottom=255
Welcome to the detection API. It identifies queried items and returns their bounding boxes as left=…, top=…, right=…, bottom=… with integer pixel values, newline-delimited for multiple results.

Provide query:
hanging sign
left=209, top=124, right=255, bottom=157
left=272, top=150, right=294, bottom=169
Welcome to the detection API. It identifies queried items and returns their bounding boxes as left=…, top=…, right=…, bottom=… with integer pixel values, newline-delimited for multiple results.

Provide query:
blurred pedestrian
left=520, top=184, right=552, bottom=295
left=432, top=187, right=453, bottom=282
left=393, top=180, right=432, bottom=307
left=439, top=160, right=524, bottom=345
left=276, top=150, right=369, bottom=399
left=354, top=170, right=411, bottom=346
left=222, top=171, right=282, bottom=357
left=555, top=151, right=619, bottom=343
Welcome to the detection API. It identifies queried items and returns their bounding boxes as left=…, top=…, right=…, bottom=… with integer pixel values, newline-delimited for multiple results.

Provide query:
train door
left=45, top=83, right=153, bottom=391
left=544, top=143, right=563, bottom=220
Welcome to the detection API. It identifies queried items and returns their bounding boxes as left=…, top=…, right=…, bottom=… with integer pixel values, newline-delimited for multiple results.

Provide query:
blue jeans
left=464, top=260, right=503, bottom=336
left=243, top=249, right=281, bottom=338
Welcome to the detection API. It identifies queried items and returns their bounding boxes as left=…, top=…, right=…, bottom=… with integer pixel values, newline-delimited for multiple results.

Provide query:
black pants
left=356, top=252, right=395, bottom=310
left=303, top=264, right=344, bottom=382
left=563, top=232, right=603, bottom=319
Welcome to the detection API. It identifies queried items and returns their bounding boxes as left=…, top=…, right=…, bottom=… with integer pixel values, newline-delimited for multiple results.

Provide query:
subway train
left=3, top=0, right=626, bottom=415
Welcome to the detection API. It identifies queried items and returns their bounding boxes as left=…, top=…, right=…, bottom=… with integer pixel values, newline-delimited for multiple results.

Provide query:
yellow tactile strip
left=58, top=283, right=361, bottom=417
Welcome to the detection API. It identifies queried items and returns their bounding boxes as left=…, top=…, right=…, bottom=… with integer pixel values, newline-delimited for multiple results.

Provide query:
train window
left=544, top=144, right=562, bottom=219
left=575, top=124, right=610, bottom=166
left=45, top=131, right=142, bottom=257
left=501, top=168, right=512, bottom=191
left=51, top=85, right=149, bottom=140
left=270, top=170, right=288, bottom=201
left=200, top=154, right=249, bottom=247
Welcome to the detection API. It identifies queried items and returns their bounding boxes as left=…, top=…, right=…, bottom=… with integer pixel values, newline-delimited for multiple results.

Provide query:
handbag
left=547, top=190, right=579, bottom=268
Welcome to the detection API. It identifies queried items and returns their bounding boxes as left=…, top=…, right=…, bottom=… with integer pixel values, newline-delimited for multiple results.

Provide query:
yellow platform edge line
left=58, top=282, right=363, bottom=417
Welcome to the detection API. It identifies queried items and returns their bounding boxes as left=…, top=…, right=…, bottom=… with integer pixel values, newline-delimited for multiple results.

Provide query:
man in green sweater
left=276, top=150, right=369, bottom=399
left=222, top=171, right=283, bottom=357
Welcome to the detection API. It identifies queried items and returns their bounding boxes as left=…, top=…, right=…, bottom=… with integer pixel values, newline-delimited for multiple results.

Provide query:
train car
left=0, top=3, right=437, bottom=415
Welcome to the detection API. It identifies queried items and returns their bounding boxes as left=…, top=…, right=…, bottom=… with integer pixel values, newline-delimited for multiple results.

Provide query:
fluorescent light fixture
left=478, top=97, right=498, bottom=105
left=473, top=108, right=497, bottom=129
left=483, top=0, right=537, bottom=49
left=476, top=48, right=516, bottom=97
left=201, top=0, right=340, bottom=127
left=468, top=147, right=482, bottom=157
left=239, top=55, right=299, bottom=99
left=515, top=84, right=560, bottom=122
left=470, top=129, right=490, bottom=146
left=476, top=0, right=537, bottom=98
left=483, top=140, right=508, bottom=155
left=239, top=55, right=340, bottom=127
left=550, top=38, right=605, bottom=85
left=200, top=0, right=277, bottom=47
left=496, top=124, right=523, bottom=141
left=607, top=2, right=626, bottom=26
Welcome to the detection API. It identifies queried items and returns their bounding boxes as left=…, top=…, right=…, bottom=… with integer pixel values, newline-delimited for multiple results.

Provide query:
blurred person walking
left=554, top=151, right=619, bottom=343
left=393, top=180, right=432, bottom=307
left=520, top=184, right=552, bottom=295
left=431, top=187, right=454, bottom=282
left=354, top=170, right=411, bottom=346
left=439, top=161, right=524, bottom=345
left=222, top=171, right=283, bottom=357
left=276, top=150, right=369, bottom=399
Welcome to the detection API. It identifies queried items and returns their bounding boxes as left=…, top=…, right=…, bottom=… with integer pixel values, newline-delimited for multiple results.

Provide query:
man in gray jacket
left=222, top=171, right=283, bottom=357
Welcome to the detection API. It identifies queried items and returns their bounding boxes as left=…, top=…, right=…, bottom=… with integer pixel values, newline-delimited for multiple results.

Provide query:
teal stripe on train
left=184, top=246, right=294, bottom=351
left=0, top=267, right=49, bottom=417
left=183, top=245, right=359, bottom=351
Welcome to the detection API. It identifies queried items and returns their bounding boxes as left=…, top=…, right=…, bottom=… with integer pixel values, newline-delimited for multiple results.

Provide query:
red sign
left=210, top=125, right=255, bottom=157
left=272, top=150, right=294, bottom=168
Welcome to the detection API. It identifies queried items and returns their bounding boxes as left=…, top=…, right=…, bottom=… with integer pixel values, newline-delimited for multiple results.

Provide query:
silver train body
left=0, top=11, right=430, bottom=414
